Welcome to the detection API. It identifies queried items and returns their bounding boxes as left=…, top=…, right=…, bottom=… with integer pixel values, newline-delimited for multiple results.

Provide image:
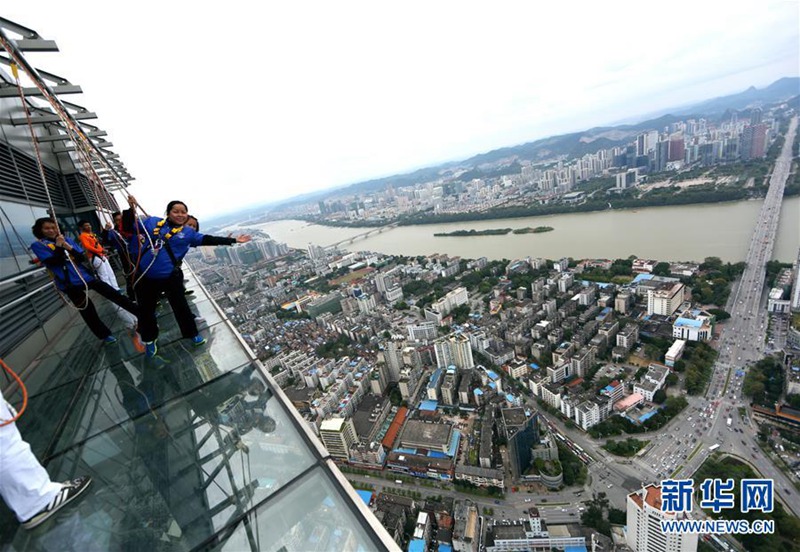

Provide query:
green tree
left=652, top=262, right=671, bottom=276
left=707, top=308, right=730, bottom=321
left=608, top=508, right=626, bottom=524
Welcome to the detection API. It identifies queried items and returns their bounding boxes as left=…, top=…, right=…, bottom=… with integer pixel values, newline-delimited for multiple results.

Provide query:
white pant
left=92, top=256, right=137, bottom=330
left=91, top=256, right=118, bottom=291
left=0, top=389, right=61, bottom=522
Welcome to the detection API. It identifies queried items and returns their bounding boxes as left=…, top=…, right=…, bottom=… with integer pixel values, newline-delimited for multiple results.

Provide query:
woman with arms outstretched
left=124, top=196, right=250, bottom=357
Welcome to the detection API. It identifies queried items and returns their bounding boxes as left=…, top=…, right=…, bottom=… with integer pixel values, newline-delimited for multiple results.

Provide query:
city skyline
left=4, top=1, right=799, bottom=219
left=3, top=12, right=799, bottom=551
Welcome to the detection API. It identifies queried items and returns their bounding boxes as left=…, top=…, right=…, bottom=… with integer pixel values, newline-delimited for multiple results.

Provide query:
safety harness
left=133, top=219, right=185, bottom=286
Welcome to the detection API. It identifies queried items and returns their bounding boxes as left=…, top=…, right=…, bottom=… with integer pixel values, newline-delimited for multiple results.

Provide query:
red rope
left=0, top=359, right=28, bottom=427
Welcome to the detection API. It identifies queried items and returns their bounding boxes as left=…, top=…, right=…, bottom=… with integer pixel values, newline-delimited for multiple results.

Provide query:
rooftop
left=399, top=420, right=454, bottom=451
left=502, top=407, right=529, bottom=429
left=629, top=484, right=664, bottom=511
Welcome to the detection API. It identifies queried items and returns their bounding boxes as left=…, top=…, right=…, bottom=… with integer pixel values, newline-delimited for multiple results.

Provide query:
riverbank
left=293, top=181, right=798, bottom=229
left=255, top=197, right=800, bottom=264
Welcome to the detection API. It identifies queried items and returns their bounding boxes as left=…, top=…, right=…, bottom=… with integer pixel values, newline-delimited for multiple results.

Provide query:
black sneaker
left=21, top=476, right=92, bottom=530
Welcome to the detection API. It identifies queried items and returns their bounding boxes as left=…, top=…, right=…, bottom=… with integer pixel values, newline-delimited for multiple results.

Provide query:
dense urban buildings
left=3, top=15, right=799, bottom=552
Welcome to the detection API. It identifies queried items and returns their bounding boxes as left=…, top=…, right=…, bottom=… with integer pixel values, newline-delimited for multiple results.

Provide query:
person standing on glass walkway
left=124, top=196, right=250, bottom=357
left=30, top=218, right=138, bottom=343
left=0, top=387, right=92, bottom=530
left=77, top=219, right=138, bottom=332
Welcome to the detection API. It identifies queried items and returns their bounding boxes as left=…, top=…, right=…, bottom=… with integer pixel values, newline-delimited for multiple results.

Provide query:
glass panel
left=214, top=467, right=377, bottom=552
left=1, top=367, right=317, bottom=550
left=50, top=360, right=256, bottom=457
left=11, top=378, right=82, bottom=459
left=31, top=318, right=249, bottom=399
left=0, top=200, right=49, bottom=279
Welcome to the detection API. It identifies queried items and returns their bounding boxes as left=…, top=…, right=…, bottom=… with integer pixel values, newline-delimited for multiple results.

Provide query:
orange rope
left=0, top=359, right=27, bottom=427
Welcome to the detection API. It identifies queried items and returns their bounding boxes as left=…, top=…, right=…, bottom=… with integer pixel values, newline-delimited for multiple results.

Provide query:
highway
left=670, top=116, right=800, bottom=517
left=532, top=117, right=800, bottom=517
left=345, top=472, right=588, bottom=524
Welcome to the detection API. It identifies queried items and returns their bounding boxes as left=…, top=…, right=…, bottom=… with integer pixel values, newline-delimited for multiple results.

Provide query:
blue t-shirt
left=31, top=238, right=95, bottom=290
left=130, top=216, right=205, bottom=280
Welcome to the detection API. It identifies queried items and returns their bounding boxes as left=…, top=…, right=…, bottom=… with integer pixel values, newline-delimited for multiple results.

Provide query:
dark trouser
left=135, top=272, right=198, bottom=343
left=121, top=259, right=136, bottom=299
left=64, top=280, right=139, bottom=340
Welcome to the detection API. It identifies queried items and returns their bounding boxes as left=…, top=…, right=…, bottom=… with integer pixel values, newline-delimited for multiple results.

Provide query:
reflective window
left=0, top=199, right=48, bottom=278
left=216, top=467, right=378, bottom=552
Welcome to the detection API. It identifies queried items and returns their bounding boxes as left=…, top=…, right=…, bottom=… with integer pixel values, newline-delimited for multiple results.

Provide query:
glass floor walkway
left=0, top=268, right=397, bottom=551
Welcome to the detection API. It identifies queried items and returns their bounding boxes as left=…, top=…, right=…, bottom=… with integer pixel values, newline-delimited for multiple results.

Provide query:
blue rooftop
left=356, top=490, right=373, bottom=506
left=428, top=368, right=443, bottom=388
left=447, top=430, right=461, bottom=458
left=639, top=410, right=658, bottom=422
left=420, top=399, right=438, bottom=412
left=439, top=545, right=454, bottom=552
left=674, top=317, right=703, bottom=328
left=409, top=539, right=426, bottom=552
left=633, top=273, right=654, bottom=283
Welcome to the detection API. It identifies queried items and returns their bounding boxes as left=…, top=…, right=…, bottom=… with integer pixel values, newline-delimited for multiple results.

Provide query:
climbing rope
left=10, top=62, right=90, bottom=308
left=0, top=359, right=27, bottom=426
left=3, top=36, right=160, bottom=289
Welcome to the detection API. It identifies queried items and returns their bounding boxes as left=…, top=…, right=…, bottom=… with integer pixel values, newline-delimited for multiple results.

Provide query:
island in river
left=434, top=226, right=553, bottom=237
left=512, top=226, right=554, bottom=234
left=433, top=228, right=511, bottom=237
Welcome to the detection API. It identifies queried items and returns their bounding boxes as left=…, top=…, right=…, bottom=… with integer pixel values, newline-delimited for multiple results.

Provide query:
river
left=253, top=197, right=800, bottom=263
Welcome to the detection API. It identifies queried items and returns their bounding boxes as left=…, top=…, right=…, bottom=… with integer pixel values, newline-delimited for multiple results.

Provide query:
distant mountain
left=262, top=77, right=798, bottom=212
left=458, top=113, right=693, bottom=168
left=671, top=77, right=799, bottom=116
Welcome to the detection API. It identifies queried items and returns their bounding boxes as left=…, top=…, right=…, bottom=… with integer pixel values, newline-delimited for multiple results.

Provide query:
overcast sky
left=5, top=1, right=799, bottom=219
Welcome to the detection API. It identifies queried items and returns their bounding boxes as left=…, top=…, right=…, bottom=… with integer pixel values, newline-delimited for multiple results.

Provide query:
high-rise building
left=740, top=123, right=768, bottom=161
left=647, top=282, right=686, bottom=316
left=501, top=408, right=539, bottom=481
left=308, top=243, right=326, bottom=260
left=407, top=321, right=438, bottom=341
left=379, top=339, right=405, bottom=383
left=440, top=366, right=460, bottom=406
left=433, top=333, right=474, bottom=370
left=320, top=417, right=358, bottom=459
left=668, top=135, right=685, bottom=162
left=750, top=107, right=763, bottom=125
left=398, top=365, right=424, bottom=400
left=626, top=485, right=698, bottom=552
left=0, top=20, right=397, bottom=551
